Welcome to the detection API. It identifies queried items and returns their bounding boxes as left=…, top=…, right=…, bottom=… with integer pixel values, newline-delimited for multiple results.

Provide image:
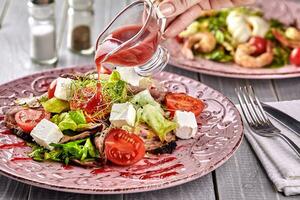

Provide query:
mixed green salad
left=178, top=7, right=300, bottom=68
left=5, top=69, right=204, bottom=167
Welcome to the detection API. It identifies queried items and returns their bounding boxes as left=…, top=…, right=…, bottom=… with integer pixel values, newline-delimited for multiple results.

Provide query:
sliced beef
left=71, top=159, right=102, bottom=168
left=59, top=124, right=106, bottom=144
left=149, top=141, right=177, bottom=155
left=142, top=133, right=177, bottom=155
left=128, top=85, right=167, bottom=103
left=94, top=128, right=110, bottom=164
left=4, top=106, right=23, bottom=130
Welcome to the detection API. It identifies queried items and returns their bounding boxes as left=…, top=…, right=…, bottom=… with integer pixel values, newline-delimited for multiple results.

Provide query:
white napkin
left=239, top=100, right=300, bottom=196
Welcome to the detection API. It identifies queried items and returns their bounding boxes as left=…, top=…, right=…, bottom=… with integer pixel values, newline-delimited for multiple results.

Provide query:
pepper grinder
left=67, top=0, right=94, bottom=55
left=28, top=0, right=58, bottom=65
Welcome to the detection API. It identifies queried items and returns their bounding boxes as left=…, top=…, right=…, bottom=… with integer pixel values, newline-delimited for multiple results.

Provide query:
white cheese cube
left=54, top=77, right=74, bottom=101
left=30, top=119, right=64, bottom=150
left=109, top=102, right=136, bottom=127
left=116, top=67, right=143, bottom=87
left=173, top=111, right=198, bottom=139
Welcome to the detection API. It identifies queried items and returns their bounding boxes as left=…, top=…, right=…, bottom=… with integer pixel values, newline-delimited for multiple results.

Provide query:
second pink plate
left=164, top=0, right=300, bottom=79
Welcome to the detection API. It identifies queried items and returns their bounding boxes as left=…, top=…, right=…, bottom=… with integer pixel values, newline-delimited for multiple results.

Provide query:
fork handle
left=278, top=133, right=300, bottom=158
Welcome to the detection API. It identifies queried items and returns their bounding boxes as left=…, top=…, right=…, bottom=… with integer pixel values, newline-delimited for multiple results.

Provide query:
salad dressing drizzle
left=62, top=164, right=74, bottom=170
left=0, top=142, right=27, bottom=149
left=10, top=157, right=32, bottom=162
left=0, top=129, right=12, bottom=135
left=89, top=157, right=182, bottom=179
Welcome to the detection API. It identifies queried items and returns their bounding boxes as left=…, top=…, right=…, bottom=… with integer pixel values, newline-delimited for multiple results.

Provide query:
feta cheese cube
left=173, top=111, right=198, bottom=139
left=116, top=67, right=143, bottom=87
left=54, top=77, right=74, bottom=101
left=109, top=102, right=136, bottom=127
left=30, top=119, right=64, bottom=150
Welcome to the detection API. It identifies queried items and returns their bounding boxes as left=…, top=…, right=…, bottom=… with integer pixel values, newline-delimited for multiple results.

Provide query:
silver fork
left=235, top=85, right=300, bottom=158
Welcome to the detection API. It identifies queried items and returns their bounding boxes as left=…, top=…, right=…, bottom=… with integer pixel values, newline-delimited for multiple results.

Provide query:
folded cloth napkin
left=239, top=100, right=300, bottom=196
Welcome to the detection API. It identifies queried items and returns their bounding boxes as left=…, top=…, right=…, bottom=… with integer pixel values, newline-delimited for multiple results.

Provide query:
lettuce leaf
left=102, top=71, right=128, bottom=103
left=29, top=138, right=98, bottom=164
left=130, top=90, right=163, bottom=112
left=51, top=138, right=98, bottom=162
left=203, top=47, right=233, bottom=63
left=51, top=110, right=87, bottom=131
left=57, top=114, right=77, bottom=131
left=42, top=97, right=70, bottom=113
left=137, top=104, right=177, bottom=141
left=69, top=110, right=86, bottom=124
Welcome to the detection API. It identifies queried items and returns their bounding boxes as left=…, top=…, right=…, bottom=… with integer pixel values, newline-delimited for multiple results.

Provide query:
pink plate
left=0, top=66, right=243, bottom=194
left=164, top=0, right=300, bottom=79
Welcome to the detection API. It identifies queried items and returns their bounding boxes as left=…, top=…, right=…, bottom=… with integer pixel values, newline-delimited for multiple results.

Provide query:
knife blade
left=262, top=102, right=300, bottom=137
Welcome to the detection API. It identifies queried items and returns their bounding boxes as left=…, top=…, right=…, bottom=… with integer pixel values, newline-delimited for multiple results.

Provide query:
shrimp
left=234, top=41, right=274, bottom=68
left=181, top=32, right=217, bottom=59
left=272, top=29, right=300, bottom=48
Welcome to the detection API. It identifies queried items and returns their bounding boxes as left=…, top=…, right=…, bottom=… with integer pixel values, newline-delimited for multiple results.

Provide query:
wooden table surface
left=0, top=0, right=299, bottom=199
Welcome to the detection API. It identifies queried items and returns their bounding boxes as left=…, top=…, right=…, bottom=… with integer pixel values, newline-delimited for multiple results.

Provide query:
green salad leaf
left=51, top=110, right=87, bottom=131
left=137, top=104, right=177, bottom=142
left=69, top=110, right=86, bottom=124
left=102, top=71, right=128, bottom=103
left=42, top=97, right=70, bottom=113
left=233, top=7, right=263, bottom=16
left=269, top=46, right=290, bottom=68
left=108, top=70, right=121, bottom=82
left=207, top=9, right=229, bottom=32
left=179, top=21, right=202, bottom=38
left=29, top=138, right=98, bottom=164
left=130, top=90, right=163, bottom=112
left=203, top=47, right=233, bottom=63
left=265, top=19, right=285, bottom=41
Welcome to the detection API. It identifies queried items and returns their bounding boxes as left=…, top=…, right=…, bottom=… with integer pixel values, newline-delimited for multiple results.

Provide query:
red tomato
left=15, top=109, right=51, bottom=132
left=105, top=129, right=145, bottom=166
left=175, top=35, right=184, bottom=43
left=249, top=37, right=268, bottom=55
left=165, top=93, right=205, bottom=117
left=290, top=48, right=300, bottom=66
left=48, top=79, right=57, bottom=99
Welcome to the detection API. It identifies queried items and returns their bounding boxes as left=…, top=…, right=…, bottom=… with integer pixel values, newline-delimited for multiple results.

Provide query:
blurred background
left=0, top=0, right=128, bottom=84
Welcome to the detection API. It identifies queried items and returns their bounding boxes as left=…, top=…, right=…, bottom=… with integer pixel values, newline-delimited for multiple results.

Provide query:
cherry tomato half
left=165, top=93, right=205, bottom=117
left=15, top=109, right=51, bottom=132
left=105, top=129, right=145, bottom=166
left=48, top=79, right=57, bottom=99
left=249, top=37, right=268, bottom=55
left=290, top=48, right=300, bottom=66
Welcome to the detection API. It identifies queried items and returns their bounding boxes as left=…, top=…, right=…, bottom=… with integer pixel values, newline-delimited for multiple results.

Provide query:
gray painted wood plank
left=200, top=74, right=246, bottom=103
left=124, top=174, right=215, bottom=200
left=165, top=65, right=199, bottom=80
left=0, top=176, right=30, bottom=200
left=273, top=78, right=300, bottom=101
left=28, top=187, right=122, bottom=200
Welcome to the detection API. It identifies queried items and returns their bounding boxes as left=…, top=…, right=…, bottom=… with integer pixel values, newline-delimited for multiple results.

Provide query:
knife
left=262, top=102, right=300, bottom=137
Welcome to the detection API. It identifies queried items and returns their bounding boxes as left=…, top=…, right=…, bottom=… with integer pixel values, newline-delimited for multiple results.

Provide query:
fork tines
left=235, top=86, right=271, bottom=127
